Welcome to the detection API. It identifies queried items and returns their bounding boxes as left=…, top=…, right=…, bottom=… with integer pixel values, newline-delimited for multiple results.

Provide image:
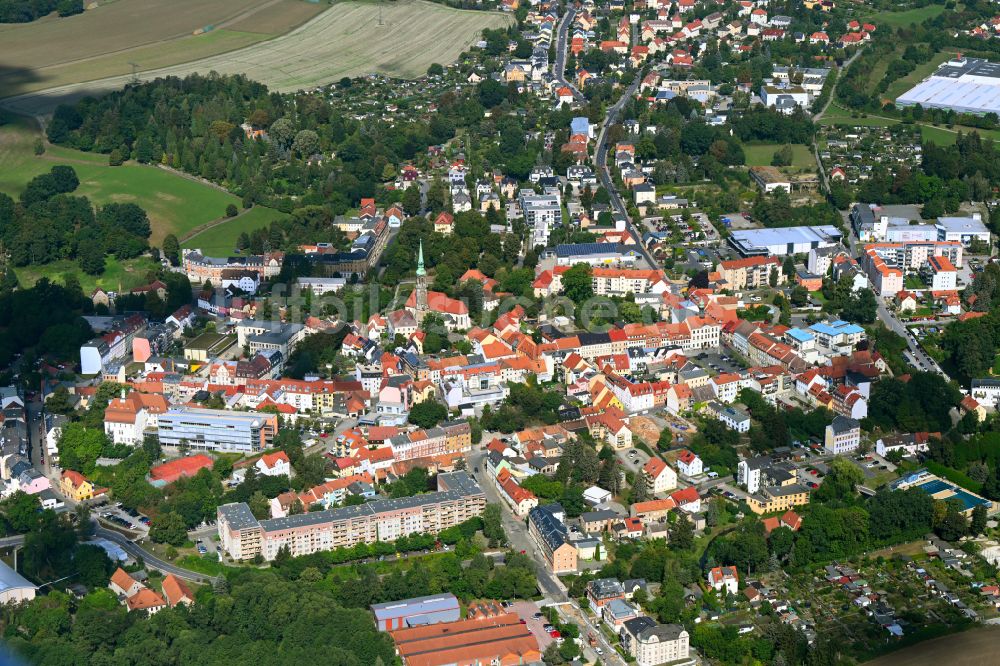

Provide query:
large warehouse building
left=728, top=225, right=843, bottom=257
left=896, top=56, right=1000, bottom=115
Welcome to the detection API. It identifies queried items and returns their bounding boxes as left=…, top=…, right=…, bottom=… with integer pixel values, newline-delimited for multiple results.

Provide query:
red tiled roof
left=149, top=455, right=214, bottom=484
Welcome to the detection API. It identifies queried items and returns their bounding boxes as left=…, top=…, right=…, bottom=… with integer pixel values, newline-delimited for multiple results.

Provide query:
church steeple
left=414, top=239, right=428, bottom=323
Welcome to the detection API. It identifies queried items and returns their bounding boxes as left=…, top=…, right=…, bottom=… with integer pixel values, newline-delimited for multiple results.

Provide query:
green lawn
left=0, top=117, right=240, bottom=245
left=182, top=205, right=289, bottom=255
left=819, top=104, right=896, bottom=127
left=743, top=143, right=814, bottom=169
left=904, top=275, right=926, bottom=289
left=886, top=51, right=955, bottom=101
left=866, top=5, right=946, bottom=28
left=13, top=255, right=160, bottom=294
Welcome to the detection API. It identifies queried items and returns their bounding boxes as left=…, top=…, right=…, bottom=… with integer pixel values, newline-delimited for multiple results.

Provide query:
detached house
left=642, top=457, right=677, bottom=494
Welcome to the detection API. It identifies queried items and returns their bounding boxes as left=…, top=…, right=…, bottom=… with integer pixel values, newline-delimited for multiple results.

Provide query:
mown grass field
left=866, top=5, right=947, bottom=28
left=0, top=117, right=240, bottom=244
left=13, top=255, right=160, bottom=293
left=0, top=0, right=325, bottom=98
left=743, top=143, right=814, bottom=169
left=182, top=206, right=289, bottom=255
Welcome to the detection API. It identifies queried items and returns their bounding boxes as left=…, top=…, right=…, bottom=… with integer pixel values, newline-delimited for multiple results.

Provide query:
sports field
left=1, top=0, right=512, bottom=116
left=0, top=0, right=326, bottom=98
left=0, top=118, right=240, bottom=245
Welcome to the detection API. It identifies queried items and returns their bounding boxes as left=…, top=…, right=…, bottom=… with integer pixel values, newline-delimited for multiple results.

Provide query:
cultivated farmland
left=1, top=0, right=512, bottom=116
left=0, top=0, right=326, bottom=99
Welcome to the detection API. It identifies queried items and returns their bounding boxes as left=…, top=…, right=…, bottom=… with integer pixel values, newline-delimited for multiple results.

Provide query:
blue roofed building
left=371, top=593, right=460, bottom=631
left=808, top=320, right=866, bottom=355
left=571, top=116, right=592, bottom=138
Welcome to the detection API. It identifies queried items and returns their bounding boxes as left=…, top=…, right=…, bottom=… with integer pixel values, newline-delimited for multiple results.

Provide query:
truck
left=588, top=632, right=598, bottom=647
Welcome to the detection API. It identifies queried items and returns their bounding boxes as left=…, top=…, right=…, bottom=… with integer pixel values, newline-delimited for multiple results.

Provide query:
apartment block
left=217, top=472, right=485, bottom=561
left=718, top=256, right=785, bottom=290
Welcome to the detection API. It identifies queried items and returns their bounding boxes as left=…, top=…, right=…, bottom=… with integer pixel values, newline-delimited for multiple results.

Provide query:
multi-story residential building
left=928, top=254, right=957, bottom=291
left=218, top=472, right=485, bottom=561
left=79, top=314, right=147, bottom=375
left=710, top=373, right=750, bottom=404
left=157, top=407, right=277, bottom=453
left=586, top=578, right=626, bottom=613
left=620, top=617, right=691, bottom=666
left=642, top=457, right=677, bottom=494
left=718, top=256, right=785, bottom=290
left=971, top=379, right=1000, bottom=408
left=746, top=483, right=810, bottom=515
left=528, top=503, right=578, bottom=573
left=707, top=401, right=751, bottom=432
left=519, top=194, right=562, bottom=247
left=807, top=320, right=865, bottom=356
left=824, top=415, right=861, bottom=454
left=737, top=455, right=797, bottom=494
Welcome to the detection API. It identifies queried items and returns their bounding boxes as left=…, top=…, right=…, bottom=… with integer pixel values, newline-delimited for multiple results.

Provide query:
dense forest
left=0, top=165, right=152, bottom=274
left=0, top=0, right=80, bottom=23
left=47, top=74, right=473, bottom=213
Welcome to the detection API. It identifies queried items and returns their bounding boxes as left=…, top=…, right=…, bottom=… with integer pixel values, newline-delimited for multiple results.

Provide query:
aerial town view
left=4, top=0, right=1000, bottom=664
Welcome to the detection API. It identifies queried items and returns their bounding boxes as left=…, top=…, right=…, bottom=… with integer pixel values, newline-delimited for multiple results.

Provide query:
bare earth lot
left=1, top=0, right=510, bottom=116
left=865, top=626, right=1000, bottom=666
left=0, top=0, right=326, bottom=98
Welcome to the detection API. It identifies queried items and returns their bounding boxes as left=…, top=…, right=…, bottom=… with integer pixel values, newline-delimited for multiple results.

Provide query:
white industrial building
left=897, top=56, right=1000, bottom=115
left=936, top=215, right=990, bottom=245
left=728, top=225, right=843, bottom=257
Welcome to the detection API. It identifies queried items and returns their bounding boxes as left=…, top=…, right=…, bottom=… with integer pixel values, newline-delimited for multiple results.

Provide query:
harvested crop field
left=1, top=0, right=511, bottom=116
left=0, top=0, right=326, bottom=98
left=864, top=626, right=1000, bottom=666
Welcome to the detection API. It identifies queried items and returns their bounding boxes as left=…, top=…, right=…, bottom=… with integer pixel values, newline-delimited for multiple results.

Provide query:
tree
left=657, top=428, right=672, bottom=450
left=562, top=263, right=594, bottom=305
left=408, top=400, right=448, bottom=428
left=402, top=185, right=422, bottom=214
left=148, top=511, right=187, bottom=546
left=970, top=504, right=988, bottom=536
left=226, top=203, right=238, bottom=217
left=427, top=63, right=444, bottom=77
left=292, top=130, right=320, bottom=158
left=162, top=234, right=180, bottom=266
left=269, top=118, right=295, bottom=147
left=483, top=504, right=505, bottom=546
left=669, top=514, right=694, bottom=550
left=771, top=144, right=794, bottom=167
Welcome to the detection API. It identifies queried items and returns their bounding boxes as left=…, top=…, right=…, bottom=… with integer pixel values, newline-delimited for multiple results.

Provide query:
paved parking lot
left=98, top=506, right=149, bottom=534
left=509, top=600, right=554, bottom=651
left=693, top=350, right=743, bottom=375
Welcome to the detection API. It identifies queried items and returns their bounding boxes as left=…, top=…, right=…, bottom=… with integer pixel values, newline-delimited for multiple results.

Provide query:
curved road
left=0, top=526, right=218, bottom=584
